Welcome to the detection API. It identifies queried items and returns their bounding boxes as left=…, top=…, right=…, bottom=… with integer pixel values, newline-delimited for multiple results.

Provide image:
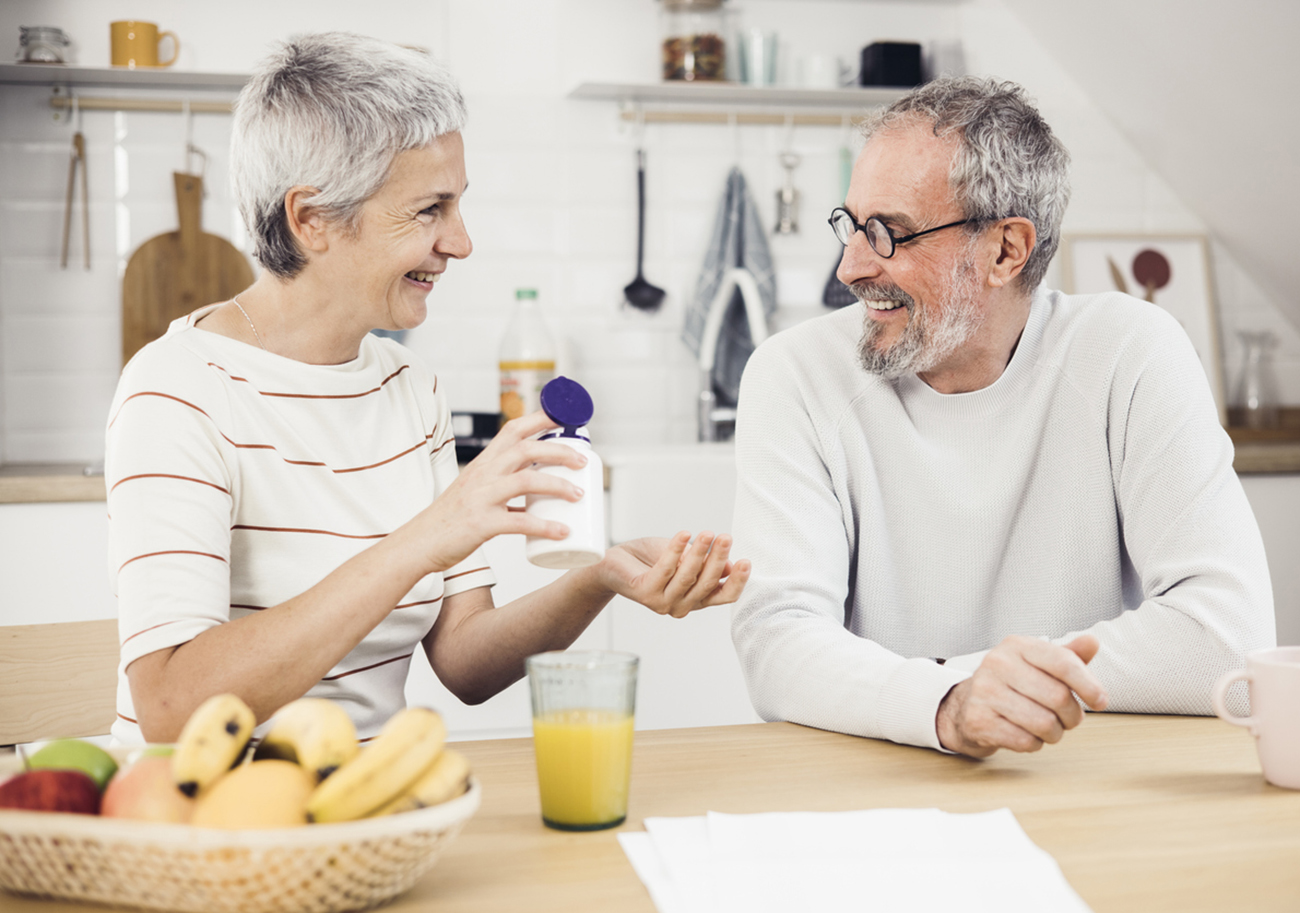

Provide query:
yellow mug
left=110, top=21, right=179, bottom=69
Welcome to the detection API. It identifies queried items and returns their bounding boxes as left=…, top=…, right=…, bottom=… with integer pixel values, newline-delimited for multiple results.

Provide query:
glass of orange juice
left=526, top=650, right=638, bottom=831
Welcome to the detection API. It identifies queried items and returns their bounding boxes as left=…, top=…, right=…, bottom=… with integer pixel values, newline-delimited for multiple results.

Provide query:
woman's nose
left=437, top=212, right=472, bottom=260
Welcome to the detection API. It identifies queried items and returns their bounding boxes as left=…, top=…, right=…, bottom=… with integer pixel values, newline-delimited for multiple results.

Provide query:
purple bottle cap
left=539, top=376, right=594, bottom=438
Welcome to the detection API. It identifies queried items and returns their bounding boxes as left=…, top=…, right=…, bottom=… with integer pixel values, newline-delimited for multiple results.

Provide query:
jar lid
left=539, top=376, right=594, bottom=433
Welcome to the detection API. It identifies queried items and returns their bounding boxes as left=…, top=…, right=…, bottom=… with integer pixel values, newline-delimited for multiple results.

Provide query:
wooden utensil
left=121, top=172, right=254, bottom=365
left=59, top=131, right=88, bottom=270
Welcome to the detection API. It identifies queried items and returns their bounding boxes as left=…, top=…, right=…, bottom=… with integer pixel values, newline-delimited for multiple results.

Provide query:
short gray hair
left=231, top=32, right=467, bottom=279
left=859, top=76, right=1071, bottom=291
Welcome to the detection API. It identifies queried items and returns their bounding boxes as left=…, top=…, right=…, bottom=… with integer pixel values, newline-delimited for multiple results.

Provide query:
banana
left=306, top=707, right=447, bottom=824
left=369, top=748, right=471, bottom=817
left=171, top=693, right=257, bottom=798
left=251, top=698, right=360, bottom=782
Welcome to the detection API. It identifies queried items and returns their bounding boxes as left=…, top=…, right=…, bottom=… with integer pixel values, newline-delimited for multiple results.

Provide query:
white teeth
left=406, top=271, right=440, bottom=283
left=865, top=299, right=904, bottom=311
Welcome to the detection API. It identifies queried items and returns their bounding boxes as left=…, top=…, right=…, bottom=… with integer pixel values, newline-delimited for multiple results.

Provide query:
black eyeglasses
left=828, top=207, right=979, bottom=258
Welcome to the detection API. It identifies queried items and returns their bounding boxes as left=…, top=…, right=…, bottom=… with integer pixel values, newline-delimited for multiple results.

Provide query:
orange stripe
left=110, top=391, right=430, bottom=475
left=117, top=713, right=138, bottom=724
left=119, top=550, right=226, bottom=573
left=395, top=596, right=442, bottom=610
left=120, top=620, right=177, bottom=647
left=110, top=473, right=230, bottom=496
left=323, top=652, right=412, bottom=681
left=334, top=439, right=426, bottom=474
left=445, top=566, right=489, bottom=581
left=232, top=525, right=387, bottom=540
left=206, top=362, right=412, bottom=399
left=230, top=603, right=266, bottom=612
left=108, top=391, right=211, bottom=429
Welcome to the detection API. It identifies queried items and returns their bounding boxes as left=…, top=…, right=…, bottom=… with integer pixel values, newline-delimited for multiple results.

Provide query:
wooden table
left=6, top=715, right=1299, bottom=912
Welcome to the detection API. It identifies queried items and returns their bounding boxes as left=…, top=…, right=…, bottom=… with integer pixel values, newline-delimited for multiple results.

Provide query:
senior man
left=730, top=76, right=1274, bottom=758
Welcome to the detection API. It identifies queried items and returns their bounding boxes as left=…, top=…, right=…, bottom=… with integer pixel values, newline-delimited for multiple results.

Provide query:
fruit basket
left=0, top=748, right=480, bottom=913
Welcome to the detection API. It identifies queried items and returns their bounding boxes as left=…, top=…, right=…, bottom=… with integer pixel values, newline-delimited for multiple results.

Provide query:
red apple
left=0, top=769, right=101, bottom=814
left=101, top=755, right=194, bottom=823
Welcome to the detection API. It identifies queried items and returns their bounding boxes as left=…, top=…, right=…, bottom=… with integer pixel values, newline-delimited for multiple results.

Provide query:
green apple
left=27, top=739, right=119, bottom=791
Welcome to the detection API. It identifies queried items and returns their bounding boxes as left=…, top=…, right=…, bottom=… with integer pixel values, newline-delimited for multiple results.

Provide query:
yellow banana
left=172, top=693, right=257, bottom=798
left=306, top=707, right=446, bottom=823
left=252, top=698, right=360, bottom=782
left=368, top=748, right=471, bottom=817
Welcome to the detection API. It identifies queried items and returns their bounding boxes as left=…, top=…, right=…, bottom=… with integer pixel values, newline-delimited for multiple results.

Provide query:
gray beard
left=853, top=258, right=985, bottom=379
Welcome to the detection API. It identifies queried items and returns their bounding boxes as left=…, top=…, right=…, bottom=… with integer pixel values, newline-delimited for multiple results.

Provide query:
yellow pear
left=191, top=760, right=313, bottom=829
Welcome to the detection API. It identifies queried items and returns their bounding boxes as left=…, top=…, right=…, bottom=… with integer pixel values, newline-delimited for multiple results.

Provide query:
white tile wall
left=2, top=0, right=1298, bottom=464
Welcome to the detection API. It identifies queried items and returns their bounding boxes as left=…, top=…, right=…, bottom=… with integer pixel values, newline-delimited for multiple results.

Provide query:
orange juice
left=532, top=709, right=634, bottom=829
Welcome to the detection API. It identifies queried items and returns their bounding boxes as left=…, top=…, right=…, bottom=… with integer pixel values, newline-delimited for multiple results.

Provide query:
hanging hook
left=180, top=99, right=208, bottom=182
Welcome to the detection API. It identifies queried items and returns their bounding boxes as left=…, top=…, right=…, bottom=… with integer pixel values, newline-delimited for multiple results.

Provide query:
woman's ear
left=988, top=217, right=1036, bottom=288
left=283, top=185, right=329, bottom=253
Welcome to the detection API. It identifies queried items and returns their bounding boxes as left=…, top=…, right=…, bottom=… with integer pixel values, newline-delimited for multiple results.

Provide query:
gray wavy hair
left=859, top=76, right=1071, bottom=291
left=231, top=32, right=467, bottom=279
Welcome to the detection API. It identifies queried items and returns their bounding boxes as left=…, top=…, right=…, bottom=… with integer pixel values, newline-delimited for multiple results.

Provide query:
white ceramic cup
left=1212, top=646, right=1300, bottom=789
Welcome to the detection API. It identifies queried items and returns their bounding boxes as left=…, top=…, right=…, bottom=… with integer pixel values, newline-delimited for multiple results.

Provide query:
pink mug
left=1213, top=646, right=1300, bottom=789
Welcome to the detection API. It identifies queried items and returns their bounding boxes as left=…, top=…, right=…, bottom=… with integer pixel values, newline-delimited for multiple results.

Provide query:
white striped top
left=106, top=304, right=494, bottom=744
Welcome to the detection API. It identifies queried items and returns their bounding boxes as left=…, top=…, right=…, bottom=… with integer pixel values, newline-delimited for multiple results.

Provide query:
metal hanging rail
left=619, top=108, right=863, bottom=127
left=49, top=95, right=232, bottom=114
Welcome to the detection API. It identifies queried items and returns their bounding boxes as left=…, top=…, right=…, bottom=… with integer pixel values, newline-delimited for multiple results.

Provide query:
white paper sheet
left=621, top=807, right=1092, bottom=913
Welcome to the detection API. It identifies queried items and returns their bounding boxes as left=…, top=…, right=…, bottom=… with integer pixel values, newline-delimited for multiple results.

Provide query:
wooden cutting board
left=121, top=172, right=255, bottom=364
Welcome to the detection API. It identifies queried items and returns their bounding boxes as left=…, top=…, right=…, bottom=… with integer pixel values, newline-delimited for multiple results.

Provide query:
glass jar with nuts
left=660, top=0, right=728, bottom=82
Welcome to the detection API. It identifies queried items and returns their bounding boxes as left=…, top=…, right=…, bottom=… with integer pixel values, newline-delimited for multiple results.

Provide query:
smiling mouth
left=863, top=299, right=904, bottom=311
left=405, top=271, right=441, bottom=284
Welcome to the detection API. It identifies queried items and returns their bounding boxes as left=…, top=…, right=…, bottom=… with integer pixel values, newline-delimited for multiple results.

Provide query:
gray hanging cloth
left=681, top=167, right=777, bottom=407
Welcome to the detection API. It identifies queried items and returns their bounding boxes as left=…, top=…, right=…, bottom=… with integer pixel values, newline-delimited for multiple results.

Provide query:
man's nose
left=836, top=233, right=883, bottom=287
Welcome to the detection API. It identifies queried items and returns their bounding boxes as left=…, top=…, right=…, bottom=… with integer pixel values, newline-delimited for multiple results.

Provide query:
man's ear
left=988, top=217, right=1036, bottom=288
left=284, top=185, right=329, bottom=253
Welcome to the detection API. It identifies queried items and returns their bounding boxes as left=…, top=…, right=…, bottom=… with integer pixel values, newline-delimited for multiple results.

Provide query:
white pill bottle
left=525, top=376, right=606, bottom=569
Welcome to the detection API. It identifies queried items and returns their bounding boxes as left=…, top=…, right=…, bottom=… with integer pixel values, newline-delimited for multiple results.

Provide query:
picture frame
left=1060, top=233, right=1226, bottom=425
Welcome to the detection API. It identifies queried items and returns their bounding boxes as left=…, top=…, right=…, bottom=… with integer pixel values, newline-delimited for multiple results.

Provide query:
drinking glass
left=526, top=651, right=638, bottom=831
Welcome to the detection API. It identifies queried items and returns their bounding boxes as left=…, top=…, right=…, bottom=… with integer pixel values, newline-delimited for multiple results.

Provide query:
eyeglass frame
left=827, top=206, right=984, bottom=258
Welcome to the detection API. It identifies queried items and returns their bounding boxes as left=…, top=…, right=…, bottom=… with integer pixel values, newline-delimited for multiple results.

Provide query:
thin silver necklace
left=230, top=295, right=267, bottom=351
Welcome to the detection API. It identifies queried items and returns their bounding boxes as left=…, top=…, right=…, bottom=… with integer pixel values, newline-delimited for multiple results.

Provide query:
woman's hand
left=395, top=411, right=585, bottom=576
left=596, top=531, right=751, bottom=618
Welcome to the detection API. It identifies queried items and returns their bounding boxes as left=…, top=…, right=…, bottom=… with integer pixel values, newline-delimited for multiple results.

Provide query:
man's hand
left=936, top=634, right=1109, bottom=758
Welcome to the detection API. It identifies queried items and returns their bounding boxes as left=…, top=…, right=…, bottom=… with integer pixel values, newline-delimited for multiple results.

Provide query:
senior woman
left=105, top=32, right=749, bottom=744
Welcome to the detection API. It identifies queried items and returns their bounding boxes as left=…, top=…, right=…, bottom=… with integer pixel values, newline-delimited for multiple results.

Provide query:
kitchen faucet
left=697, top=267, right=769, bottom=442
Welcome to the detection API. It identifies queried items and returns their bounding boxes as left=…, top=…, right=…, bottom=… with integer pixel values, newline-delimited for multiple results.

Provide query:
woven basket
left=0, top=750, right=480, bottom=913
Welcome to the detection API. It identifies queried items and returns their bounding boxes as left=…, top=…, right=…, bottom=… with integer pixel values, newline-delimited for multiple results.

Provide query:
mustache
left=849, top=281, right=915, bottom=310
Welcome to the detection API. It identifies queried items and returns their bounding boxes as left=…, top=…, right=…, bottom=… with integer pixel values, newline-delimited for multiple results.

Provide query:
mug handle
left=157, top=31, right=180, bottom=67
left=1211, top=669, right=1253, bottom=728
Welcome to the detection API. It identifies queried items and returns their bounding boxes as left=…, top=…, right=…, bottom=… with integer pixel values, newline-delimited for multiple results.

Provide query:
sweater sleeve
left=1054, top=314, right=1275, bottom=715
left=730, top=342, right=970, bottom=751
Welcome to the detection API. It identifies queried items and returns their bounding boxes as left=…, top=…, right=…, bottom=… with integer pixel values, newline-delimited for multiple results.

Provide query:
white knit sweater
left=106, top=306, right=495, bottom=744
left=731, top=288, right=1275, bottom=751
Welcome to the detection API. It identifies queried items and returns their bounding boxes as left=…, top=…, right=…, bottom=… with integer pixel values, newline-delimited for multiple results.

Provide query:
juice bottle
left=499, top=288, right=556, bottom=423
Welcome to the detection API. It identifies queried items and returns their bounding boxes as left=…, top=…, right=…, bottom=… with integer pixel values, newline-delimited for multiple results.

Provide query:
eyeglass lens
left=830, top=209, right=895, bottom=257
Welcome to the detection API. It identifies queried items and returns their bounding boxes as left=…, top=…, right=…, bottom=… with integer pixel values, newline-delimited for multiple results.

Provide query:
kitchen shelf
left=0, top=63, right=247, bottom=90
left=569, top=81, right=908, bottom=126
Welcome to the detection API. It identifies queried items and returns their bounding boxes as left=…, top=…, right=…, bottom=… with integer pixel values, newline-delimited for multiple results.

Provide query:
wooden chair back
left=0, top=620, right=119, bottom=745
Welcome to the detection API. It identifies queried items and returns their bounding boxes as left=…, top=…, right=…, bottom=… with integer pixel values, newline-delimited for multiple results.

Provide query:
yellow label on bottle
left=500, top=361, right=556, bottom=420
